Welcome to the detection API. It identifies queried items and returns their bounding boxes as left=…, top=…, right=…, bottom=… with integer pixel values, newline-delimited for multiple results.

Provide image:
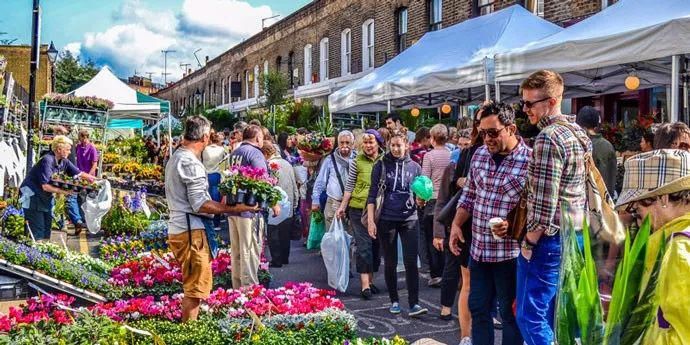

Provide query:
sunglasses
left=624, top=197, right=658, bottom=219
left=521, top=97, right=551, bottom=109
left=478, top=127, right=506, bottom=139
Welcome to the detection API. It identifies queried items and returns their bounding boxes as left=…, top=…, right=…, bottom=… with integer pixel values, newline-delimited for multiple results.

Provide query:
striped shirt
left=422, top=148, right=451, bottom=200
left=457, top=139, right=532, bottom=263
left=527, top=114, right=591, bottom=236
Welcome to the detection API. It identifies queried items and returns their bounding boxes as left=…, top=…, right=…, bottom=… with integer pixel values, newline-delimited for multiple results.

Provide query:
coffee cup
left=489, top=217, right=504, bottom=240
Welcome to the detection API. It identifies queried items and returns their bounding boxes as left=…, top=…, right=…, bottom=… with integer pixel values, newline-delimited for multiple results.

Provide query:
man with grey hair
left=165, top=115, right=257, bottom=322
left=312, top=130, right=356, bottom=233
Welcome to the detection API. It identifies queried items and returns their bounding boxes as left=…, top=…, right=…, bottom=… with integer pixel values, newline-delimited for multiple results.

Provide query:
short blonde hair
left=51, top=135, right=73, bottom=151
left=430, top=124, right=448, bottom=145
left=520, top=70, right=564, bottom=100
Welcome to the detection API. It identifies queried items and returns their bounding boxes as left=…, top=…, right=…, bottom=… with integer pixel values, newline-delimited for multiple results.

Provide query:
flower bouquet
left=219, top=165, right=281, bottom=209
left=297, top=133, right=333, bottom=162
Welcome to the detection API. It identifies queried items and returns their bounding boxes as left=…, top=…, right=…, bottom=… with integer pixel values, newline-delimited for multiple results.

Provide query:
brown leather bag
left=506, top=181, right=529, bottom=241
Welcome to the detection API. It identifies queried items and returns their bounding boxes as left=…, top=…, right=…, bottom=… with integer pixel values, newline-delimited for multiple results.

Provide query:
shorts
left=168, top=229, right=212, bottom=299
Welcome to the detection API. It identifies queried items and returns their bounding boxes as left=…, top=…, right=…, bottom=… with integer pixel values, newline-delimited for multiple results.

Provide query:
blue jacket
left=367, top=153, right=421, bottom=222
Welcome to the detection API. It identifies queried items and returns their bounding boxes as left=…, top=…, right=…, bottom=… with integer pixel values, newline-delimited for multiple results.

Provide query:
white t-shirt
left=202, top=144, right=226, bottom=173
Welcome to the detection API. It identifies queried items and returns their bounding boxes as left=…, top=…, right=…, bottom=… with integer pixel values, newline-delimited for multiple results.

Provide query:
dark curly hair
left=479, top=101, right=515, bottom=126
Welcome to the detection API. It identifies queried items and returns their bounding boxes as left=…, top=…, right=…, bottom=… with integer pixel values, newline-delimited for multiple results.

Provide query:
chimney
left=205, top=56, right=209, bottom=64
left=188, top=68, right=192, bottom=75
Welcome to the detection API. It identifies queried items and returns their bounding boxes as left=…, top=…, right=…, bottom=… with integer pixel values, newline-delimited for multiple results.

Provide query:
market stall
left=494, top=0, right=690, bottom=121
left=328, top=5, right=561, bottom=113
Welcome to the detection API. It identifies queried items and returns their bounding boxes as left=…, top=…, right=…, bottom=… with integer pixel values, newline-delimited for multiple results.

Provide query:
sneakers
left=439, top=313, right=453, bottom=321
left=408, top=304, right=428, bottom=317
left=389, top=302, right=401, bottom=314
left=361, top=288, right=373, bottom=300
left=459, top=337, right=472, bottom=345
left=428, top=277, right=442, bottom=287
left=493, top=316, right=503, bottom=329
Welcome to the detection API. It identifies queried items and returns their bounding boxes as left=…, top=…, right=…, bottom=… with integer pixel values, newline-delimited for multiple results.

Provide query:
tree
left=54, top=51, right=99, bottom=93
left=262, top=71, right=288, bottom=109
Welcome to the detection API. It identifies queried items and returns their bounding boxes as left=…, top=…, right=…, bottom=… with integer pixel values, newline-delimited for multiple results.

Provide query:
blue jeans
left=469, top=257, right=522, bottom=345
left=24, top=208, right=52, bottom=240
left=516, top=234, right=562, bottom=345
left=65, top=194, right=83, bottom=225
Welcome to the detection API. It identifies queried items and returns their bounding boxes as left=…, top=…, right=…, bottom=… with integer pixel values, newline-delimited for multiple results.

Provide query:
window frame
left=397, top=7, right=408, bottom=52
left=341, top=29, right=352, bottom=76
left=320, top=38, right=330, bottom=81
left=478, top=0, right=494, bottom=15
left=304, top=44, right=313, bottom=85
left=429, top=0, right=443, bottom=31
left=362, top=19, right=375, bottom=71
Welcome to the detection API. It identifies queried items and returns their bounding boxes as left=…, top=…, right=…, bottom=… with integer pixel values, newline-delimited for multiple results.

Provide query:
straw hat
left=615, top=149, right=690, bottom=210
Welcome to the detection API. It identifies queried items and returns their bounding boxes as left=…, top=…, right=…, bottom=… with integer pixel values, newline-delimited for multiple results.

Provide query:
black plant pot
left=50, top=181, right=60, bottom=187
left=226, top=191, right=238, bottom=206
left=236, top=189, right=247, bottom=205
left=245, top=192, right=258, bottom=207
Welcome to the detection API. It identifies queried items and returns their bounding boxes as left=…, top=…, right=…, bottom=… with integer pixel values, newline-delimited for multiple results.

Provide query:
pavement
left=269, top=240, right=504, bottom=345
left=53, top=228, right=504, bottom=344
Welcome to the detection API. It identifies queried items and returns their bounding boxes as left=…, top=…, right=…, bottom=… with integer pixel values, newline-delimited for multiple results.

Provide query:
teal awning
left=137, top=91, right=170, bottom=113
left=108, top=119, right=143, bottom=129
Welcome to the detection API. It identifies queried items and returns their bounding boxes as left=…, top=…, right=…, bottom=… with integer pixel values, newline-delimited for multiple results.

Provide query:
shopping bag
left=82, top=180, right=113, bottom=234
left=321, top=218, right=352, bottom=292
left=306, top=211, right=325, bottom=250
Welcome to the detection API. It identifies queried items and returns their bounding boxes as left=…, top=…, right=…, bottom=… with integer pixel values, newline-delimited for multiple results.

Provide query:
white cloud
left=66, top=0, right=273, bottom=84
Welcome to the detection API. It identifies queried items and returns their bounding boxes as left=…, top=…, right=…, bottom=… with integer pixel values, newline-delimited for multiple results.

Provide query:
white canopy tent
left=69, top=66, right=167, bottom=121
left=328, top=5, right=561, bottom=113
left=494, top=0, right=690, bottom=121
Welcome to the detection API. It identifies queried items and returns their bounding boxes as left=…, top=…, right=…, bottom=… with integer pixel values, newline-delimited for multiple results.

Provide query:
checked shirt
left=457, top=139, right=532, bottom=263
left=527, top=114, right=591, bottom=236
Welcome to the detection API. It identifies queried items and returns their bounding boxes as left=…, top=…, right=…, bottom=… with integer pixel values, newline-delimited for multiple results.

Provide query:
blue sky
left=0, top=0, right=310, bottom=82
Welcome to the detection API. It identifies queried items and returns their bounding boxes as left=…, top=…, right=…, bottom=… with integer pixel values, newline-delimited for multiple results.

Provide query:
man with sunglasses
left=449, top=102, right=531, bottom=345
left=515, top=70, right=591, bottom=345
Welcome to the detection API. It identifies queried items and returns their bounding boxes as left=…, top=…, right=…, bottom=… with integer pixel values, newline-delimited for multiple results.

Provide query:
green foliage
left=262, top=71, right=288, bottom=109
left=130, top=316, right=224, bottom=345
left=574, top=220, right=604, bottom=345
left=294, top=100, right=319, bottom=129
left=315, top=115, right=334, bottom=136
left=605, top=215, right=652, bottom=344
left=54, top=50, right=99, bottom=93
left=556, top=222, right=584, bottom=345
left=0, top=94, right=7, bottom=107
left=619, top=235, right=666, bottom=345
left=205, top=108, right=238, bottom=131
left=101, top=198, right=151, bottom=237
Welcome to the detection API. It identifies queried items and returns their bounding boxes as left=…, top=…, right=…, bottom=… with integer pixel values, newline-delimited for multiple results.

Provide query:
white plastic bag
left=320, top=218, right=352, bottom=292
left=82, top=180, right=113, bottom=234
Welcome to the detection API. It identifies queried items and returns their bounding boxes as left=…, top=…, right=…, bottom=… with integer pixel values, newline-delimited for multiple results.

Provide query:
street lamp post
left=47, top=41, right=58, bottom=91
left=26, top=0, right=41, bottom=173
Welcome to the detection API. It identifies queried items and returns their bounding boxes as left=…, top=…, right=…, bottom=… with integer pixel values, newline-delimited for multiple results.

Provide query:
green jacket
left=349, top=153, right=379, bottom=209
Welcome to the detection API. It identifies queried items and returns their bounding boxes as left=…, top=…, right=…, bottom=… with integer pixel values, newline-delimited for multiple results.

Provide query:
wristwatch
left=521, top=238, right=537, bottom=251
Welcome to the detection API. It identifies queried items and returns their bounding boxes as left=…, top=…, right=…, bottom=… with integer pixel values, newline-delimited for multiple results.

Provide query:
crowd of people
left=165, top=69, right=690, bottom=345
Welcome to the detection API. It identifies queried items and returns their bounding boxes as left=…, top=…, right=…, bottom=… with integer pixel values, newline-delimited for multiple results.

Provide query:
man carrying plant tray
left=165, top=115, right=258, bottom=322
left=227, top=124, right=281, bottom=288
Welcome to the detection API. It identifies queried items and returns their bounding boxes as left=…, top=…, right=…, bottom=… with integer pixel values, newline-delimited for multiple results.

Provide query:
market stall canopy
left=328, top=5, right=561, bottom=113
left=494, top=0, right=690, bottom=97
left=69, top=66, right=169, bottom=120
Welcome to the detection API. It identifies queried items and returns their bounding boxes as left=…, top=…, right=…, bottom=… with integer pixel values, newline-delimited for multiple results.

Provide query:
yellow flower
left=251, top=334, right=260, bottom=342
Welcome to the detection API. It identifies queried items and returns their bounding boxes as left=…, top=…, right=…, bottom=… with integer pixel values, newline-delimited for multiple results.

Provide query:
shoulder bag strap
left=330, top=153, right=345, bottom=194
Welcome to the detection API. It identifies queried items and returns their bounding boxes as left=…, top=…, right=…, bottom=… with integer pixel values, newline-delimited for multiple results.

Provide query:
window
left=397, top=8, right=408, bottom=52
left=288, top=52, right=295, bottom=88
left=341, top=29, right=351, bottom=76
left=362, top=19, right=375, bottom=70
left=304, top=44, right=313, bottom=85
left=478, top=0, right=494, bottom=15
left=525, top=0, right=544, bottom=15
left=221, top=78, right=225, bottom=104
left=275, top=56, right=282, bottom=73
left=429, top=0, right=442, bottom=31
left=244, top=70, right=249, bottom=99
left=254, top=65, right=260, bottom=98
left=320, top=38, right=329, bottom=81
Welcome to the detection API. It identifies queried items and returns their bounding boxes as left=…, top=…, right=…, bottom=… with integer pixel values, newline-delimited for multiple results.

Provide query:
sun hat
left=364, top=129, right=385, bottom=147
left=615, top=149, right=690, bottom=210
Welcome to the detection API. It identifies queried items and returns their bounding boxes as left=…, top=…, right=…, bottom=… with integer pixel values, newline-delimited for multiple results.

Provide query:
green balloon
left=411, top=175, right=434, bottom=201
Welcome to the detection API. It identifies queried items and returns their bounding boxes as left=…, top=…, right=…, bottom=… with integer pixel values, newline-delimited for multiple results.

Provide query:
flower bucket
left=298, top=150, right=323, bottom=162
left=245, top=192, right=258, bottom=207
left=226, top=191, right=238, bottom=206
left=236, top=189, right=247, bottom=205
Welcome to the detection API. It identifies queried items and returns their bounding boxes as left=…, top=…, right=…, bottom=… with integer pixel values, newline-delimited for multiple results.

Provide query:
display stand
left=39, top=102, right=109, bottom=177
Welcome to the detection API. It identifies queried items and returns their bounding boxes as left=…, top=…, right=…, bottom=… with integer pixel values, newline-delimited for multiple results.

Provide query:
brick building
left=0, top=45, right=55, bottom=103
left=154, top=0, right=615, bottom=115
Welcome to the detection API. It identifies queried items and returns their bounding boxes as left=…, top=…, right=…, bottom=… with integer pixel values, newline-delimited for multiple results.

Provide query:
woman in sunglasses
left=615, top=149, right=690, bottom=344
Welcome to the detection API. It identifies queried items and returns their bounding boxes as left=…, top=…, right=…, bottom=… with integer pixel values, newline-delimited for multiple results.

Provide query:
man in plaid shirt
left=449, top=102, right=531, bottom=345
left=516, top=70, right=591, bottom=345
